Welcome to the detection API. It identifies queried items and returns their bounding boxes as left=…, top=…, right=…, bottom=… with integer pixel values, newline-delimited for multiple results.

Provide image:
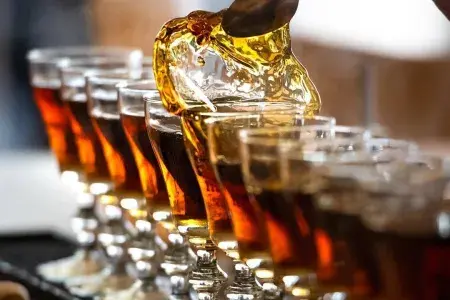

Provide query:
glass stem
left=72, top=192, right=99, bottom=250
left=224, top=259, right=263, bottom=299
left=98, top=204, right=131, bottom=277
left=189, top=240, right=227, bottom=300
left=128, top=214, right=160, bottom=285
left=160, top=228, right=192, bottom=295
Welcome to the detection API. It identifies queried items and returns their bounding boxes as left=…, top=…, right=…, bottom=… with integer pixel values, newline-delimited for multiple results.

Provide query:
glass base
left=36, top=249, right=105, bottom=283
left=100, top=280, right=168, bottom=300
left=64, top=265, right=134, bottom=298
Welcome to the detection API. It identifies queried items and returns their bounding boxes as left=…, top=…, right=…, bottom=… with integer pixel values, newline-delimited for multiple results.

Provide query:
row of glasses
left=28, top=47, right=184, bottom=299
left=181, top=101, right=337, bottom=300
left=60, top=58, right=150, bottom=298
left=66, top=65, right=168, bottom=299
left=70, top=67, right=193, bottom=299
left=144, top=94, right=336, bottom=299
left=237, top=124, right=450, bottom=299
left=27, top=47, right=143, bottom=283
left=29, top=45, right=450, bottom=300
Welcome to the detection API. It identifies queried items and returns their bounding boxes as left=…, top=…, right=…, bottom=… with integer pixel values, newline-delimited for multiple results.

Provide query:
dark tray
left=0, top=232, right=84, bottom=300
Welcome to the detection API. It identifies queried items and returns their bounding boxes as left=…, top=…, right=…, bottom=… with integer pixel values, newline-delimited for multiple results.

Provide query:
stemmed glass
left=206, top=113, right=335, bottom=299
left=118, top=79, right=183, bottom=298
left=62, top=63, right=151, bottom=298
left=26, top=46, right=143, bottom=283
left=354, top=153, right=450, bottom=299
left=145, top=94, right=214, bottom=299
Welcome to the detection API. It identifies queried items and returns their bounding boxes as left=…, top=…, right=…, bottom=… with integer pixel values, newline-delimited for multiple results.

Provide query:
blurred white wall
left=175, top=0, right=232, bottom=15
left=291, top=0, right=450, bottom=59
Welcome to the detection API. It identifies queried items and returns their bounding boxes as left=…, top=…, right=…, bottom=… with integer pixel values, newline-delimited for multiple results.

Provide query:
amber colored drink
left=254, top=182, right=450, bottom=299
left=254, top=188, right=319, bottom=276
left=32, top=85, right=81, bottom=173
left=181, top=109, right=236, bottom=253
left=91, top=102, right=142, bottom=198
left=215, top=161, right=270, bottom=261
left=65, top=96, right=110, bottom=184
left=121, top=106, right=171, bottom=225
left=147, top=116, right=208, bottom=240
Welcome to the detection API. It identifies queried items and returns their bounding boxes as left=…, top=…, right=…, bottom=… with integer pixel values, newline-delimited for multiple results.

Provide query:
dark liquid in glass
left=91, top=100, right=142, bottom=197
left=32, top=86, right=81, bottom=173
left=121, top=106, right=171, bottom=223
left=148, top=120, right=207, bottom=237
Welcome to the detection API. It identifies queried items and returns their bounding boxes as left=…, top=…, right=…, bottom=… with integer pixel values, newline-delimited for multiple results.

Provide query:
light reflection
left=120, top=198, right=139, bottom=210
left=60, top=170, right=79, bottom=186
left=254, top=269, right=274, bottom=279
left=153, top=211, right=171, bottom=222
left=437, top=211, right=450, bottom=238
left=246, top=258, right=263, bottom=270
left=291, top=287, right=310, bottom=297
left=90, top=182, right=111, bottom=195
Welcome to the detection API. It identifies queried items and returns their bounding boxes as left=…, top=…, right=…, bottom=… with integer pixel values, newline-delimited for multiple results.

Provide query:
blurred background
left=0, top=0, right=449, bottom=232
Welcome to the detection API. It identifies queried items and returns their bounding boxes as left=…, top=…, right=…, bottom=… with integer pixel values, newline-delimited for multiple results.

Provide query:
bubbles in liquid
left=153, top=10, right=321, bottom=115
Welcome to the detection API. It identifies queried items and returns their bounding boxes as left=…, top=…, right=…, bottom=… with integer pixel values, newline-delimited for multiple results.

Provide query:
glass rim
left=86, top=69, right=146, bottom=86
left=183, top=100, right=311, bottom=118
left=239, top=125, right=367, bottom=146
left=207, top=113, right=335, bottom=127
left=117, top=79, right=157, bottom=93
left=27, top=46, right=143, bottom=63
left=59, top=56, right=143, bottom=75
left=143, top=92, right=163, bottom=103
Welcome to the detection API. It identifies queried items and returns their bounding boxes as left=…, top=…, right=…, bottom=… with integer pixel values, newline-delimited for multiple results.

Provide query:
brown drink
left=121, top=105, right=171, bottom=226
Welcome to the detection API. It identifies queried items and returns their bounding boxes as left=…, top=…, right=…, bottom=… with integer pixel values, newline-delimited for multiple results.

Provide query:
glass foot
left=64, top=265, right=134, bottom=298
left=101, top=280, right=171, bottom=300
left=36, top=249, right=104, bottom=283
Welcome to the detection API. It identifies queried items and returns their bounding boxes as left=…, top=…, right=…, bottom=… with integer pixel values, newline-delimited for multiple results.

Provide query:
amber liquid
left=91, top=104, right=142, bottom=198
left=181, top=110, right=236, bottom=253
left=153, top=10, right=321, bottom=116
left=254, top=188, right=319, bottom=276
left=148, top=120, right=208, bottom=240
left=121, top=106, right=171, bottom=225
left=215, top=161, right=270, bottom=261
left=255, top=186, right=450, bottom=299
left=32, top=85, right=81, bottom=173
left=65, top=97, right=110, bottom=185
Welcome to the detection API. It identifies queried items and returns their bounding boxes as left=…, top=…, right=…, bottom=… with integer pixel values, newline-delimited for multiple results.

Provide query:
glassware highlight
left=26, top=46, right=143, bottom=284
